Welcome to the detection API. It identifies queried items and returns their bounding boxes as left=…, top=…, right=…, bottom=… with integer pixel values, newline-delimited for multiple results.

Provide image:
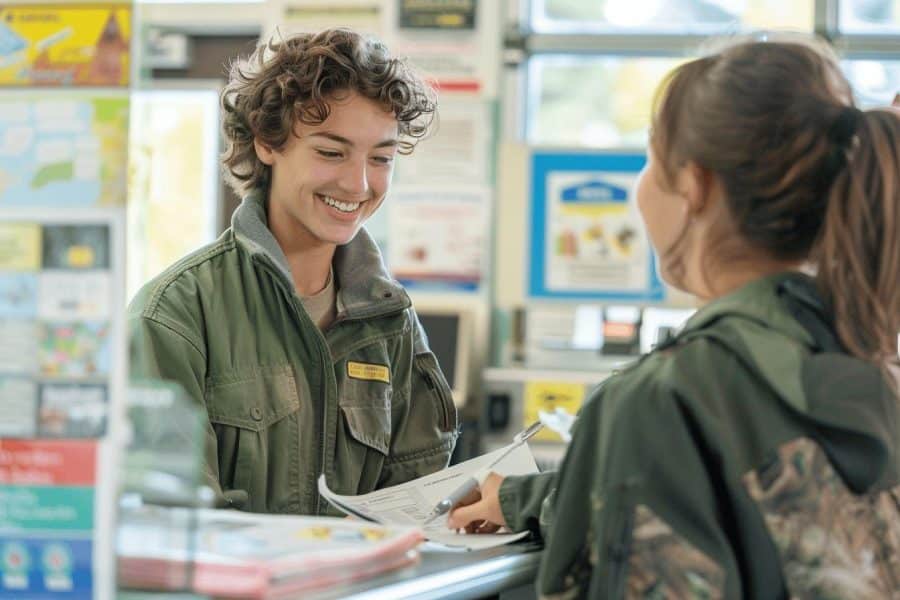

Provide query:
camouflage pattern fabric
left=625, top=505, right=725, bottom=599
left=498, top=274, right=900, bottom=600
left=743, top=437, right=900, bottom=599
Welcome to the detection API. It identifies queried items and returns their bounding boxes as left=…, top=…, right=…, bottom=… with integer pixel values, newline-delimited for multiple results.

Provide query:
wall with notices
left=0, top=2, right=131, bottom=599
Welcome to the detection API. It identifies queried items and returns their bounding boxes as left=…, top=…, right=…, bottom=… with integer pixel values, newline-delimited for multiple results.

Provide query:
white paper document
left=318, top=444, right=540, bottom=550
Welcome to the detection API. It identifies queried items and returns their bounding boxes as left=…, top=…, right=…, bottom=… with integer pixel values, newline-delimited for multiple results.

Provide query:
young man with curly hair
left=128, top=29, right=458, bottom=515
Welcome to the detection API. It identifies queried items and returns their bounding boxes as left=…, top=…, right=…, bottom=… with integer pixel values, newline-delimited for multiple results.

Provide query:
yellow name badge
left=347, top=361, right=390, bottom=384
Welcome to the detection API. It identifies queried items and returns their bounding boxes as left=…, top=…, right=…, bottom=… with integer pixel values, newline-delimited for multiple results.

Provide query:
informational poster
left=0, top=439, right=97, bottom=598
left=0, top=92, right=130, bottom=207
left=0, top=208, right=124, bottom=600
left=0, top=4, right=131, bottom=87
left=263, top=0, right=383, bottom=41
left=388, top=186, right=488, bottom=291
left=0, top=218, right=114, bottom=436
left=395, top=37, right=482, bottom=93
left=529, top=152, right=665, bottom=301
left=394, top=99, right=492, bottom=186
left=394, top=1, right=499, bottom=97
left=398, top=0, right=476, bottom=30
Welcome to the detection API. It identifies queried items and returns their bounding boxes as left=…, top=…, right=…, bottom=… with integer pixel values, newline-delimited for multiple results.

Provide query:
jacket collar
left=231, top=190, right=410, bottom=319
left=680, top=272, right=815, bottom=346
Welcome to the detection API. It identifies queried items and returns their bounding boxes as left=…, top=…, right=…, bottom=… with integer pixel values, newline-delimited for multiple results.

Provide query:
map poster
left=0, top=4, right=131, bottom=87
left=0, top=92, right=129, bottom=207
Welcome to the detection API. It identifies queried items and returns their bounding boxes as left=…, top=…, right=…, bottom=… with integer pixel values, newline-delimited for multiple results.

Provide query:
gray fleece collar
left=231, top=190, right=410, bottom=319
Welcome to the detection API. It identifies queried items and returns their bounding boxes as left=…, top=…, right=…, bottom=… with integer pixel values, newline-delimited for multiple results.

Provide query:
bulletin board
left=0, top=207, right=125, bottom=600
left=528, top=151, right=665, bottom=302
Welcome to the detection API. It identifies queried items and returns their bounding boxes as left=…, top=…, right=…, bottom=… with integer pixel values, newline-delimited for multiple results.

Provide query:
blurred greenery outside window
left=533, top=0, right=814, bottom=33
left=528, top=56, right=685, bottom=147
left=526, top=0, right=899, bottom=147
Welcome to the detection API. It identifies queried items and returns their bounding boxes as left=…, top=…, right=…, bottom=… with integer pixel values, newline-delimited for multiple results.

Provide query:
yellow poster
left=0, top=223, right=41, bottom=270
left=0, top=4, right=131, bottom=87
left=523, top=381, right=585, bottom=442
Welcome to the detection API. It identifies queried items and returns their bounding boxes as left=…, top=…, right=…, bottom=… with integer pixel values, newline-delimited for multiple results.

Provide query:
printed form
left=318, top=444, right=540, bottom=550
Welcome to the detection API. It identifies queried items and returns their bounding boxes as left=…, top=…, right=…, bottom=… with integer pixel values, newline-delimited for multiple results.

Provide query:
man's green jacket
left=501, top=273, right=900, bottom=598
left=128, top=192, right=458, bottom=515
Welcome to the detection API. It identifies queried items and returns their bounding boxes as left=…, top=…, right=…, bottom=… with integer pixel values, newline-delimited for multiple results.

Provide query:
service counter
left=120, top=540, right=543, bottom=600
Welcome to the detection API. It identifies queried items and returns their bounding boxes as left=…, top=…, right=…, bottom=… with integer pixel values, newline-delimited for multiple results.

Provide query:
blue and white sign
left=0, top=537, right=92, bottom=598
left=529, top=152, right=664, bottom=301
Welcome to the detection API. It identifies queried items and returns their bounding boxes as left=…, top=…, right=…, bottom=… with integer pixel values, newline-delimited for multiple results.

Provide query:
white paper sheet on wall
left=387, top=186, right=489, bottom=291
left=394, top=100, right=492, bottom=186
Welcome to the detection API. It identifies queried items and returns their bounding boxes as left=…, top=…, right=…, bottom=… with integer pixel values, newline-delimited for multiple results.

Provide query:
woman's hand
left=445, top=472, right=508, bottom=533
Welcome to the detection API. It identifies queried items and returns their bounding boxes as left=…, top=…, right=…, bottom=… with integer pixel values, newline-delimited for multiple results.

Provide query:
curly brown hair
left=221, top=28, right=437, bottom=196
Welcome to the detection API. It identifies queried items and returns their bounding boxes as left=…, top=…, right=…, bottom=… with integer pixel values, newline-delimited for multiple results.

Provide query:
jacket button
left=250, top=407, right=263, bottom=421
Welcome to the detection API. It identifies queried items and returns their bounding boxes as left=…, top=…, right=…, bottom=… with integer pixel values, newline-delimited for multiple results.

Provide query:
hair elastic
left=828, top=106, right=863, bottom=148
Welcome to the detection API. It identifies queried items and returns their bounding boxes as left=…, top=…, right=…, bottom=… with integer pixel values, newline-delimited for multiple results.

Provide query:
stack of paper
left=117, top=506, right=423, bottom=599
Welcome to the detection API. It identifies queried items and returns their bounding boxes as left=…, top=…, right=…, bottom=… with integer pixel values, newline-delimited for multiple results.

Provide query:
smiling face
left=255, top=91, right=399, bottom=252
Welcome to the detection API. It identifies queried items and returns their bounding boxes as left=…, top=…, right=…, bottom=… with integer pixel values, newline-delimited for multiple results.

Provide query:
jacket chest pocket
left=337, top=352, right=393, bottom=456
left=205, top=366, right=300, bottom=510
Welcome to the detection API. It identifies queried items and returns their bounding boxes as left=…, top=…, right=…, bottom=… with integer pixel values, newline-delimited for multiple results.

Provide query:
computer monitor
left=416, top=307, right=472, bottom=407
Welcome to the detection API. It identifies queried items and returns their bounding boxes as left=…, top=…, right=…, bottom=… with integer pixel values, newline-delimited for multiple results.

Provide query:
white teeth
left=320, top=195, right=360, bottom=213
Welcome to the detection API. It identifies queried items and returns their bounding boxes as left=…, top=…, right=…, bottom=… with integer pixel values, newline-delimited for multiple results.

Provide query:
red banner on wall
left=0, top=439, right=96, bottom=486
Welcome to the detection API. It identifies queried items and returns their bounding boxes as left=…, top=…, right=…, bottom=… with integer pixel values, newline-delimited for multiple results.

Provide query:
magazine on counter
left=117, top=506, right=423, bottom=599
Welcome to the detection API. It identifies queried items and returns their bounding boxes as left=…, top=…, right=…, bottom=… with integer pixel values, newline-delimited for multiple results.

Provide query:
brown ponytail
left=815, top=109, right=900, bottom=364
left=650, top=38, right=899, bottom=369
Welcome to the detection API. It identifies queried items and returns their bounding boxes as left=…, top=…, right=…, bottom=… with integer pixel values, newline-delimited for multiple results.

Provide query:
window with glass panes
left=510, top=0, right=900, bottom=147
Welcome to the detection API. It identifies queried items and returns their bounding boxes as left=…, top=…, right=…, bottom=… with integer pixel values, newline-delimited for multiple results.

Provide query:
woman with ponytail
left=448, top=40, right=900, bottom=598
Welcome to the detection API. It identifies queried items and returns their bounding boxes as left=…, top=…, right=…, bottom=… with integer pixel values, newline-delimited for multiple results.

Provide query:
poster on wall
left=0, top=208, right=124, bottom=600
left=394, top=1, right=498, bottom=96
left=0, top=91, right=130, bottom=207
left=388, top=186, right=488, bottom=291
left=528, top=152, right=665, bottom=301
left=0, top=4, right=131, bottom=87
left=262, top=0, right=383, bottom=42
left=394, top=99, right=492, bottom=186
left=395, top=36, right=482, bottom=94
left=398, top=0, right=476, bottom=30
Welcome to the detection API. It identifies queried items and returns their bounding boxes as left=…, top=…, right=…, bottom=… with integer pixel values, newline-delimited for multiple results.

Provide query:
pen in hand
left=422, top=420, right=543, bottom=526
left=421, top=468, right=489, bottom=526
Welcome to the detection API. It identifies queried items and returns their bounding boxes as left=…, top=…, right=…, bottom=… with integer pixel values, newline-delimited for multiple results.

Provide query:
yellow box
left=523, top=381, right=585, bottom=442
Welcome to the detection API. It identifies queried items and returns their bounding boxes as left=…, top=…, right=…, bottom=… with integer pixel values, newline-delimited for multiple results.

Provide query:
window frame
left=505, top=0, right=900, bottom=144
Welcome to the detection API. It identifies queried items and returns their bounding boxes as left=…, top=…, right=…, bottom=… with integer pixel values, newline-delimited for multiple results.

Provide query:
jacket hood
left=231, top=190, right=411, bottom=319
left=679, top=272, right=899, bottom=492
